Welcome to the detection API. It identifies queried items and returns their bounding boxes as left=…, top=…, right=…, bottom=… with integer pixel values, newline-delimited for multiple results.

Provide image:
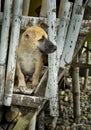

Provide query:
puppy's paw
left=32, top=81, right=38, bottom=89
left=18, top=83, right=26, bottom=92
left=18, top=85, right=26, bottom=92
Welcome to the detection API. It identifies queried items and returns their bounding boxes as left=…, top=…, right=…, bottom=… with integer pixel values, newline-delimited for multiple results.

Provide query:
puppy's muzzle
left=45, top=40, right=57, bottom=54
left=38, top=39, right=57, bottom=54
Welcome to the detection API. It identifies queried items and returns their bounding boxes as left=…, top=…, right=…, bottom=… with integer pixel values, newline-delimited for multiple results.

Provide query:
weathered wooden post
left=45, top=0, right=58, bottom=117
left=0, top=0, right=13, bottom=105
left=60, top=0, right=88, bottom=120
left=60, top=0, right=87, bottom=68
left=45, top=0, right=73, bottom=118
left=57, top=0, right=73, bottom=71
left=4, top=0, right=23, bottom=106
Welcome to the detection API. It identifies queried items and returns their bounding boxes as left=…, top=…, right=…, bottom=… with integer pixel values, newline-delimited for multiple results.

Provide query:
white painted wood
left=0, top=0, right=13, bottom=104
left=4, top=0, right=23, bottom=106
left=60, top=0, right=86, bottom=68
left=0, top=12, right=90, bottom=34
left=45, top=0, right=59, bottom=117
left=57, top=1, right=73, bottom=69
left=45, top=0, right=72, bottom=117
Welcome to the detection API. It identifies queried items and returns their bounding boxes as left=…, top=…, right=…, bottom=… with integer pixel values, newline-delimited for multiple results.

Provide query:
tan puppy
left=16, top=24, right=57, bottom=91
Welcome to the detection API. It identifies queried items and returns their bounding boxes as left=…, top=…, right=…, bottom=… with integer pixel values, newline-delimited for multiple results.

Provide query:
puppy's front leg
left=32, top=60, right=43, bottom=88
left=16, top=61, right=26, bottom=91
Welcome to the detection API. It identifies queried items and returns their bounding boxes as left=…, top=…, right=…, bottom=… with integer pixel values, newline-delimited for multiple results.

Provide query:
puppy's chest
left=18, top=52, right=38, bottom=73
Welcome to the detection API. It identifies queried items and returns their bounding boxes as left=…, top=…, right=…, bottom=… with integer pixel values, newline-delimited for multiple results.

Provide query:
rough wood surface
left=45, top=0, right=59, bottom=117
left=60, top=0, right=87, bottom=68
left=13, top=117, right=29, bottom=130
left=4, top=0, right=23, bottom=106
left=71, top=62, right=91, bottom=68
left=12, top=94, right=46, bottom=108
left=0, top=12, right=91, bottom=34
left=0, top=0, right=13, bottom=105
left=72, top=57, right=81, bottom=120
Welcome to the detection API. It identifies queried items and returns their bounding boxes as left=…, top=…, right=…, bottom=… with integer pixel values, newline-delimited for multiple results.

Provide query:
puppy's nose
left=50, top=44, right=57, bottom=51
left=53, top=45, right=57, bottom=51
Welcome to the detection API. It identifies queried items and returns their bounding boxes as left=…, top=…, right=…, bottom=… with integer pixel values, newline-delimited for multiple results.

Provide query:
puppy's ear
left=26, top=22, right=33, bottom=29
left=38, top=21, right=49, bottom=32
left=25, top=33, right=30, bottom=39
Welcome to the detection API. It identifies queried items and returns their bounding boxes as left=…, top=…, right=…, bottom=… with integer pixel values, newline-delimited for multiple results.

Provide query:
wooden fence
left=0, top=0, right=90, bottom=129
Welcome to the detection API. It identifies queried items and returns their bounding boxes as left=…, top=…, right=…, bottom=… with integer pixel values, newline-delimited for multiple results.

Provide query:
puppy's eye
left=38, top=36, right=45, bottom=42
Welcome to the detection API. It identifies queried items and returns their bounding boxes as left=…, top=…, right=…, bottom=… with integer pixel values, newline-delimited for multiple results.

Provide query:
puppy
left=16, top=23, right=57, bottom=91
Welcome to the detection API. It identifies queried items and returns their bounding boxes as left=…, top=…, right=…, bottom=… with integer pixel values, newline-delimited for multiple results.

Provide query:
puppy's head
left=22, top=25, right=57, bottom=54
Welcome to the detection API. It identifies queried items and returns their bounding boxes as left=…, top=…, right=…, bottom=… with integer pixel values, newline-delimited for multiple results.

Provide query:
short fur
left=16, top=25, right=57, bottom=91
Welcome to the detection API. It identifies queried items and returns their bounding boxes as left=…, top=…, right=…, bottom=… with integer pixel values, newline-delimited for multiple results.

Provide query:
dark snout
left=38, top=38, right=57, bottom=54
left=44, top=39, right=57, bottom=54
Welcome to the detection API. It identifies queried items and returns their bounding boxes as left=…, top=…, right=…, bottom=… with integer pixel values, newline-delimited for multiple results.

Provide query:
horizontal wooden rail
left=0, top=12, right=91, bottom=35
left=12, top=94, right=47, bottom=108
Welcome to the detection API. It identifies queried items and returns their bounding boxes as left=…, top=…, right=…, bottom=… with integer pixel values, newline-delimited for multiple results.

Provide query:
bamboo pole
left=84, top=42, right=90, bottom=88
left=23, top=0, right=30, bottom=16
left=0, top=0, right=13, bottom=105
left=4, top=0, right=23, bottom=106
left=72, top=56, right=81, bottom=121
left=60, top=0, right=87, bottom=68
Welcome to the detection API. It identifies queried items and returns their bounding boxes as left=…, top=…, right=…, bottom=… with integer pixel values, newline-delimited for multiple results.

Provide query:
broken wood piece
left=13, top=86, right=35, bottom=95
left=5, top=106, right=22, bottom=123
left=13, top=117, right=29, bottom=130
left=34, top=68, right=48, bottom=96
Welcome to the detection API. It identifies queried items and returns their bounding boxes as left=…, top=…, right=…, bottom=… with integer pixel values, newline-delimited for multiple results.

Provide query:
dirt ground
left=45, top=77, right=91, bottom=130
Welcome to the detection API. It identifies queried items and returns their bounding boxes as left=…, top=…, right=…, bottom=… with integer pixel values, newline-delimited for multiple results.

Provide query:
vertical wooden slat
left=23, top=0, right=30, bottom=16
left=4, top=0, right=23, bottom=106
left=45, top=0, right=59, bottom=117
left=0, top=0, right=13, bottom=104
left=57, top=1, right=73, bottom=69
left=40, top=0, right=47, bottom=17
left=45, top=0, right=72, bottom=117
left=58, top=0, right=63, bottom=18
left=60, top=0, right=86, bottom=68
